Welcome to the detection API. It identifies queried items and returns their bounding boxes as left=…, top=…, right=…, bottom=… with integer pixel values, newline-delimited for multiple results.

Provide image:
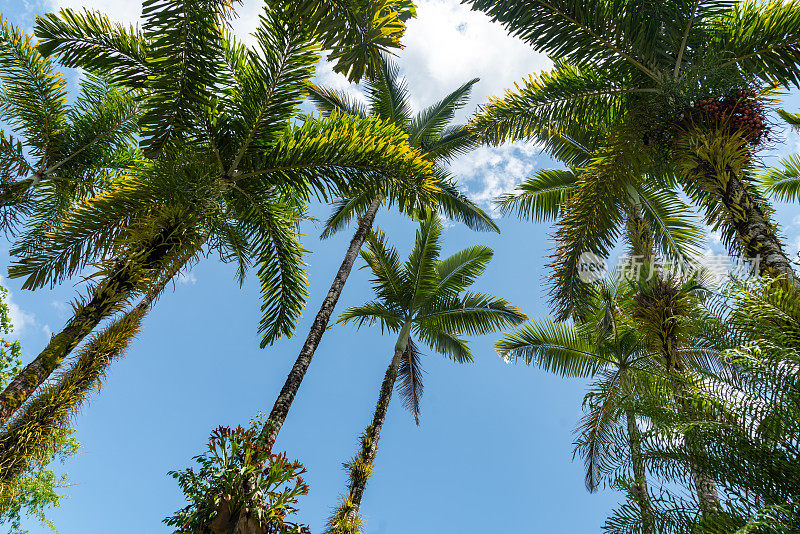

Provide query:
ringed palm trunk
left=327, top=322, right=411, bottom=534
left=678, top=132, right=795, bottom=281
left=625, top=408, right=656, bottom=534
left=0, top=223, right=182, bottom=425
left=259, top=196, right=382, bottom=450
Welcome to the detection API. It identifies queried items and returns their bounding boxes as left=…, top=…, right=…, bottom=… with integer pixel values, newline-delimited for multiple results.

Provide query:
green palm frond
left=404, top=215, right=443, bottom=307
left=761, top=154, right=800, bottom=202
left=470, top=61, right=639, bottom=145
left=548, top=144, right=633, bottom=319
left=319, top=190, right=375, bottom=240
left=433, top=245, right=493, bottom=296
left=417, top=292, right=527, bottom=337
left=139, top=0, right=233, bottom=154
left=242, top=112, right=435, bottom=203
left=495, top=318, right=602, bottom=376
left=225, top=8, right=320, bottom=174
left=636, top=184, right=704, bottom=262
left=464, top=0, right=660, bottom=79
left=0, top=16, right=68, bottom=165
left=711, top=0, right=800, bottom=87
left=494, top=169, right=578, bottom=222
left=431, top=175, right=499, bottom=233
left=419, top=125, right=478, bottom=163
left=367, top=58, right=411, bottom=126
left=360, top=227, right=405, bottom=306
left=777, top=108, right=800, bottom=129
left=397, top=338, right=424, bottom=425
left=414, top=327, right=472, bottom=364
left=276, top=0, right=414, bottom=83
left=409, top=77, right=479, bottom=145
left=337, top=300, right=404, bottom=332
left=34, top=9, right=151, bottom=86
left=305, top=82, right=368, bottom=119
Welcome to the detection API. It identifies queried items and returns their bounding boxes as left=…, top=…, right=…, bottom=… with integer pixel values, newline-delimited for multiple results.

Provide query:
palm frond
left=495, top=318, right=603, bottom=376
left=409, top=77, right=479, bottom=146
left=433, top=245, right=493, bottom=297
left=34, top=9, right=151, bottom=87
left=417, top=292, right=527, bottom=337
left=494, top=169, right=578, bottom=222
left=761, top=154, right=800, bottom=202
left=397, top=338, right=424, bottom=425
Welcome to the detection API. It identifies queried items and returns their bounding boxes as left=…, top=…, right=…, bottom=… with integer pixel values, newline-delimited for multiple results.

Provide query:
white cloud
left=447, top=143, right=540, bottom=213
left=0, top=277, right=49, bottom=338
left=178, top=271, right=197, bottom=285
left=396, top=0, right=550, bottom=117
left=51, top=299, right=70, bottom=318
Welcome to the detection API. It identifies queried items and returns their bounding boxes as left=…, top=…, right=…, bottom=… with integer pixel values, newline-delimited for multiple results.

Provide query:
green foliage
left=308, top=57, right=496, bottom=240
left=341, top=214, right=526, bottom=420
left=0, top=285, right=80, bottom=534
left=468, top=0, right=800, bottom=314
left=165, top=417, right=310, bottom=534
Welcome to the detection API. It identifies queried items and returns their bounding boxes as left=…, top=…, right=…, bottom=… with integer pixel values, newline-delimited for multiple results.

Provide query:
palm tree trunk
left=625, top=408, right=656, bottom=534
left=347, top=347, right=403, bottom=512
left=0, top=282, right=160, bottom=480
left=260, top=196, right=382, bottom=450
left=0, top=225, right=180, bottom=425
left=667, top=372, right=722, bottom=516
left=716, top=170, right=794, bottom=279
left=327, top=322, right=411, bottom=534
left=679, top=140, right=795, bottom=281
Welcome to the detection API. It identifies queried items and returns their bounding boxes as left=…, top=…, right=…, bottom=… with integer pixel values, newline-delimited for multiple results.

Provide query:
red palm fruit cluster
left=689, top=90, right=770, bottom=145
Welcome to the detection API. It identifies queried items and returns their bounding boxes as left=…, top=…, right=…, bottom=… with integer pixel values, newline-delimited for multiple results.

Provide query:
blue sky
left=2, top=1, right=800, bottom=533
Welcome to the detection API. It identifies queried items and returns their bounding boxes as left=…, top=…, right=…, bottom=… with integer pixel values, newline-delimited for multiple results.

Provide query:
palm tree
left=0, top=0, right=435, bottom=425
left=496, top=276, right=659, bottom=534
left=494, top=122, right=704, bottom=316
left=467, top=0, right=800, bottom=316
left=498, top=269, right=729, bottom=524
left=0, top=16, right=140, bottom=232
left=259, top=58, right=498, bottom=451
left=325, top=215, right=526, bottom=533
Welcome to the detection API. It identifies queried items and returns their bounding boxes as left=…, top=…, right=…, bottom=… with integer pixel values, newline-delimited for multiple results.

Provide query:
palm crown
left=0, top=2, right=437, bottom=425
left=468, top=0, right=800, bottom=316
left=341, top=215, right=526, bottom=419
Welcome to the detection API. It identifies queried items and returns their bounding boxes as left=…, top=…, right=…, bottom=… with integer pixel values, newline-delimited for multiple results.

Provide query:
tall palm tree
left=0, top=0, right=435, bottom=425
left=326, top=215, right=526, bottom=533
left=259, top=58, right=498, bottom=451
left=0, top=16, right=140, bottom=232
left=496, top=276, right=660, bottom=534
left=467, top=0, right=800, bottom=316
left=498, top=270, right=729, bottom=525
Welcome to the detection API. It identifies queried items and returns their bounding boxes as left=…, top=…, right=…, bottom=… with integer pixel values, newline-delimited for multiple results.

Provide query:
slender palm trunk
left=0, top=283, right=160, bottom=479
left=625, top=409, right=656, bottom=534
left=327, top=323, right=411, bottom=534
left=0, top=224, right=181, bottom=425
left=668, top=372, right=722, bottom=516
left=260, top=196, right=382, bottom=450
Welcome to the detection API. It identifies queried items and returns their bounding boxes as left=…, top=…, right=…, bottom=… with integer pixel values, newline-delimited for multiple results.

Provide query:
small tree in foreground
left=165, top=415, right=309, bottom=534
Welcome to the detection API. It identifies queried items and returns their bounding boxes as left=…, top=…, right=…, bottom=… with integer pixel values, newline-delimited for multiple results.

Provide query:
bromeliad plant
left=0, top=0, right=435, bottom=428
left=468, top=0, right=800, bottom=317
left=325, top=215, right=526, bottom=533
left=259, top=57, right=498, bottom=452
